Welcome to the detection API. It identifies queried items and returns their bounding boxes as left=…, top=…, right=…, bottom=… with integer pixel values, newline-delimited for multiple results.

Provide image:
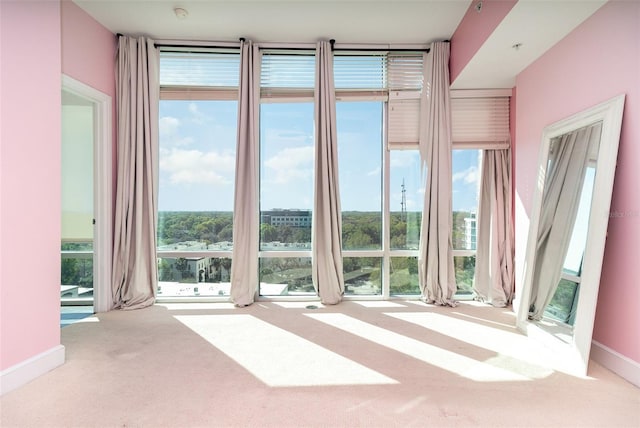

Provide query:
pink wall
left=0, top=1, right=62, bottom=370
left=61, top=0, right=117, bottom=224
left=61, top=1, right=116, bottom=98
left=515, top=1, right=640, bottom=362
left=450, top=0, right=517, bottom=84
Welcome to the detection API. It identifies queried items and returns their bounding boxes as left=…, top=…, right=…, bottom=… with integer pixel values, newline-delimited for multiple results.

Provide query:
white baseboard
left=591, top=341, right=640, bottom=387
left=1, top=345, right=65, bottom=396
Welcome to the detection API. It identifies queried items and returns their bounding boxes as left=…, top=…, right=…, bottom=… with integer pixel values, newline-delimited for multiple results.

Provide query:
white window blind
left=332, top=51, right=424, bottom=147
left=334, top=54, right=386, bottom=95
left=387, top=54, right=424, bottom=149
left=260, top=51, right=315, bottom=100
left=159, top=50, right=240, bottom=100
left=451, top=91, right=511, bottom=149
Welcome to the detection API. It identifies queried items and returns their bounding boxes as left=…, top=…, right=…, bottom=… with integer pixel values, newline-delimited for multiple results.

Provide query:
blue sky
left=158, top=100, right=480, bottom=213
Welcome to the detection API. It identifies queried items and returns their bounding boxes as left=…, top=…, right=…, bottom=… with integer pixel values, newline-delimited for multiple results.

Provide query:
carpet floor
left=1, top=300, right=638, bottom=427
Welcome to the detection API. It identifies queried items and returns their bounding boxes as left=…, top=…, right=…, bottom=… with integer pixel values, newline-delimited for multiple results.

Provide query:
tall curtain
left=312, top=40, right=344, bottom=305
left=528, top=123, right=601, bottom=320
left=418, top=41, right=457, bottom=306
left=230, top=40, right=260, bottom=307
left=473, top=149, right=514, bottom=307
left=112, top=36, right=159, bottom=310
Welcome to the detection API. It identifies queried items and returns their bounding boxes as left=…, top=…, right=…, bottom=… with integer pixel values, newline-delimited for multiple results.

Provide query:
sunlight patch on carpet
left=158, top=303, right=237, bottom=310
left=385, top=312, right=555, bottom=379
left=271, top=301, right=325, bottom=309
left=306, top=313, right=531, bottom=382
left=174, top=314, right=398, bottom=387
left=353, top=301, right=407, bottom=308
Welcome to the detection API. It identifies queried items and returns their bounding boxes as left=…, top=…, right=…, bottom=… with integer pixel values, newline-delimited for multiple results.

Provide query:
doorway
left=61, top=75, right=112, bottom=315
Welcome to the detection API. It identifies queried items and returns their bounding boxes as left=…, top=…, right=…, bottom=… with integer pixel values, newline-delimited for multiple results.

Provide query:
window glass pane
left=61, top=242, right=93, bottom=299
left=157, top=256, right=232, bottom=297
left=454, top=255, right=475, bottom=296
left=344, top=257, right=382, bottom=295
left=337, top=101, right=382, bottom=250
left=389, top=257, right=420, bottom=295
left=157, top=100, right=237, bottom=250
left=260, top=103, right=314, bottom=250
left=545, top=278, right=579, bottom=324
left=563, top=166, right=595, bottom=276
left=259, top=258, right=314, bottom=296
left=390, top=150, right=423, bottom=250
left=452, top=149, right=481, bottom=251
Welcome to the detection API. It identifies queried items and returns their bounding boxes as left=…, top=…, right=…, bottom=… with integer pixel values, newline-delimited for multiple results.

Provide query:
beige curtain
left=418, top=42, right=457, bottom=306
left=473, top=149, right=514, bottom=307
left=312, top=41, right=344, bottom=305
left=112, top=36, right=159, bottom=310
left=529, top=123, right=601, bottom=320
left=230, top=40, right=260, bottom=307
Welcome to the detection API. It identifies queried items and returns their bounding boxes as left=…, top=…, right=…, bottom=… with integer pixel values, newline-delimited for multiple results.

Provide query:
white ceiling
left=73, top=0, right=607, bottom=89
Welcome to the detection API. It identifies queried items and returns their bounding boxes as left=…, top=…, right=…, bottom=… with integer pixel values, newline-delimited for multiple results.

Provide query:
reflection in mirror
left=517, top=94, right=625, bottom=376
left=528, top=122, right=601, bottom=323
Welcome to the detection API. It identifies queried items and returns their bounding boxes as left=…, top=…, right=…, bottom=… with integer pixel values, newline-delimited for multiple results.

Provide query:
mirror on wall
left=516, top=94, right=625, bottom=376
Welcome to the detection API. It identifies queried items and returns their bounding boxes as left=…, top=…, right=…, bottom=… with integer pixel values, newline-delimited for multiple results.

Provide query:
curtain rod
left=131, top=35, right=449, bottom=52
left=330, top=39, right=433, bottom=53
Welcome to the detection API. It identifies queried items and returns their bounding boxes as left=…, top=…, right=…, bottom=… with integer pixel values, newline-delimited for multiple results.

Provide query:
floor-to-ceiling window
left=259, top=51, right=316, bottom=297
left=452, top=149, right=481, bottom=297
left=154, top=47, right=511, bottom=302
left=157, top=50, right=239, bottom=298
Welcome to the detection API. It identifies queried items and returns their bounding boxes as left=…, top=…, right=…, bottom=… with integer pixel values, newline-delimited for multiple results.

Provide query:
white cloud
left=390, top=150, right=419, bottom=168
left=367, top=167, right=381, bottom=177
left=453, top=166, right=478, bottom=185
left=159, top=116, right=194, bottom=147
left=159, top=116, right=180, bottom=137
left=264, top=146, right=314, bottom=184
left=264, top=129, right=311, bottom=145
left=160, top=148, right=235, bottom=185
left=188, top=102, right=210, bottom=124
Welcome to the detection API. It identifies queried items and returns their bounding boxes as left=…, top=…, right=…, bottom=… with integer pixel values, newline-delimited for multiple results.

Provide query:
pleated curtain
left=230, top=40, right=260, bottom=307
left=528, top=123, right=601, bottom=320
left=417, top=42, right=457, bottom=306
left=112, top=36, right=159, bottom=310
left=312, top=40, right=345, bottom=305
left=473, top=149, right=514, bottom=307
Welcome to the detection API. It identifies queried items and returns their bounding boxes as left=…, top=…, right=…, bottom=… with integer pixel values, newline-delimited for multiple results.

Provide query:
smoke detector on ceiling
left=174, top=7, right=188, bottom=19
left=475, top=1, right=483, bottom=13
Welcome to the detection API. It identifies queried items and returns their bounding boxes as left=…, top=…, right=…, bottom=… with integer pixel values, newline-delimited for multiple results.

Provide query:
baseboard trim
left=1, top=345, right=65, bottom=396
left=591, top=341, right=640, bottom=387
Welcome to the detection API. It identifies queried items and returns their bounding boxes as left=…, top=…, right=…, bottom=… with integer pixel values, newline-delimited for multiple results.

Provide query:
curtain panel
left=417, top=41, right=457, bottom=306
left=311, top=40, right=345, bottom=304
left=230, top=40, right=260, bottom=307
left=473, top=149, right=514, bottom=307
left=112, top=36, right=159, bottom=310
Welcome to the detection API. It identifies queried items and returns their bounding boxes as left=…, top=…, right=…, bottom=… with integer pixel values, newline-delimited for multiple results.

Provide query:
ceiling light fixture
left=174, top=7, right=188, bottom=19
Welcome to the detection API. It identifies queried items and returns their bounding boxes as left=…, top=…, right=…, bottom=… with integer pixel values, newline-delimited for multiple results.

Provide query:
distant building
left=464, top=212, right=477, bottom=250
left=158, top=257, right=230, bottom=283
left=261, top=209, right=312, bottom=227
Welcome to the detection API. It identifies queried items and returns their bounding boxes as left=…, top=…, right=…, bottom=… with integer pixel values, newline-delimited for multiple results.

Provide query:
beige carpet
left=1, top=300, right=638, bottom=427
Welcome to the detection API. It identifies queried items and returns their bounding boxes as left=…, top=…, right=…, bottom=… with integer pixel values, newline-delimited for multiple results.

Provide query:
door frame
left=62, top=75, right=112, bottom=313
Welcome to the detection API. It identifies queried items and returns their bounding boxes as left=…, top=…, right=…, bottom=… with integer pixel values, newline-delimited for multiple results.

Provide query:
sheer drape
left=112, top=36, right=159, bottom=310
left=230, top=40, right=260, bottom=307
left=312, top=40, right=344, bottom=305
left=529, top=123, right=601, bottom=320
left=418, top=42, right=457, bottom=306
left=474, top=149, right=514, bottom=307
